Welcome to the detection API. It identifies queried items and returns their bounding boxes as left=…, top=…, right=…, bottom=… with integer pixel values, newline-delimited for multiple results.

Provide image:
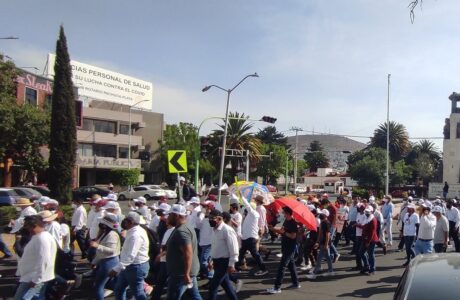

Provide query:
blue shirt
left=382, top=202, right=394, bottom=221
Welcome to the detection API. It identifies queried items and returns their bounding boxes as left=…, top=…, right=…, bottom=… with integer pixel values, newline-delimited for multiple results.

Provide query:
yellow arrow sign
left=167, top=150, right=188, bottom=173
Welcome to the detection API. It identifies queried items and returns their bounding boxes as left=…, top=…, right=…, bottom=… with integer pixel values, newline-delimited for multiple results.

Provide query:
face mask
left=16, top=207, right=22, bottom=212
left=121, top=219, right=129, bottom=230
left=71, top=204, right=77, bottom=209
left=365, top=213, right=371, bottom=217
left=99, top=223, right=109, bottom=231
left=209, top=219, right=218, bottom=228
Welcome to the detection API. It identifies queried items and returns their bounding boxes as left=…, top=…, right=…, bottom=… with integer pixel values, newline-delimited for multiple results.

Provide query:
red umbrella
left=275, top=198, right=317, bottom=231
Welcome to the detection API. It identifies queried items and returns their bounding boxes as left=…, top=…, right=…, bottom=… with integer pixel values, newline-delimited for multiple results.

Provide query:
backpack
left=140, top=224, right=161, bottom=263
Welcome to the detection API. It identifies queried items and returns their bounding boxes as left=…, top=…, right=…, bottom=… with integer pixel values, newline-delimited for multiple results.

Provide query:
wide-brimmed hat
left=103, top=201, right=120, bottom=210
left=37, top=210, right=58, bottom=222
left=14, top=198, right=34, bottom=207
left=134, top=196, right=147, bottom=204
left=99, top=213, right=119, bottom=230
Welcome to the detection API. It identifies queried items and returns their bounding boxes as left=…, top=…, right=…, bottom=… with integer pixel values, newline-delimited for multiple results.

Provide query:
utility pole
left=386, top=74, right=391, bottom=196
left=290, top=127, right=303, bottom=194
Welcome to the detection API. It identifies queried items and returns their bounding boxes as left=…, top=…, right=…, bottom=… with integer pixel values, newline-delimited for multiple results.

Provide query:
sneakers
left=235, top=280, right=243, bottom=293
left=103, top=289, right=113, bottom=297
left=333, top=254, right=340, bottom=263
left=74, top=274, right=83, bottom=289
left=300, top=264, right=311, bottom=271
left=266, top=287, right=281, bottom=294
left=276, top=253, right=283, bottom=258
left=255, top=270, right=269, bottom=276
left=306, top=273, right=317, bottom=279
left=286, top=284, right=301, bottom=289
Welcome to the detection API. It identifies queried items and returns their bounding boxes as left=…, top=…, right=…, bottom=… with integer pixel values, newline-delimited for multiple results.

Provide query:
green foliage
left=413, top=153, right=435, bottom=184
left=0, top=206, right=17, bottom=227
left=0, top=54, right=17, bottom=103
left=369, top=121, right=411, bottom=161
left=349, top=148, right=387, bottom=191
left=288, top=159, right=308, bottom=177
left=391, top=160, right=412, bottom=186
left=303, top=141, right=330, bottom=172
left=60, top=204, right=74, bottom=223
left=352, top=187, right=369, bottom=199
left=110, top=169, right=141, bottom=186
left=255, top=144, right=288, bottom=185
left=256, top=126, right=288, bottom=148
left=48, top=26, right=77, bottom=204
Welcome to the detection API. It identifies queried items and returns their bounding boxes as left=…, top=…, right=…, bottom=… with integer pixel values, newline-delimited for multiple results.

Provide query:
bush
left=0, top=206, right=18, bottom=227
left=352, top=187, right=369, bottom=199
left=110, top=169, right=141, bottom=187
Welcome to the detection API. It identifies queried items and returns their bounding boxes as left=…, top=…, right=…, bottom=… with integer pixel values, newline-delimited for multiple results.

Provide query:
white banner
left=47, top=53, right=153, bottom=110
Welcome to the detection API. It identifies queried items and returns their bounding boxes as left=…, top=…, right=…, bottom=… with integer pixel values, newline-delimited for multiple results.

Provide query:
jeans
left=360, top=242, right=376, bottom=273
left=95, top=256, right=119, bottom=300
left=208, top=258, right=237, bottom=300
left=0, top=234, right=12, bottom=257
left=434, top=243, right=447, bottom=253
left=274, top=246, right=299, bottom=289
left=382, top=220, right=393, bottom=245
left=404, top=236, right=416, bottom=262
left=238, top=238, right=266, bottom=271
left=414, top=239, right=433, bottom=255
left=114, top=262, right=149, bottom=300
left=199, top=245, right=212, bottom=277
left=355, top=237, right=363, bottom=268
left=152, top=262, right=167, bottom=300
left=448, top=221, right=460, bottom=252
left=329, top=227, right=339, bottom=258
left=167, top=276, right=202, bottom=300
left=313, top=246, right=333, bottom=273
left=72, top=228, right=87, bottom=258
left=14, top=281, right=47, bottom=300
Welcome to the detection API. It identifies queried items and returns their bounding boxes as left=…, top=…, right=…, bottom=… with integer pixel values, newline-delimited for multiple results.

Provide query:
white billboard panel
left=47, top=53, right=152, bottom=110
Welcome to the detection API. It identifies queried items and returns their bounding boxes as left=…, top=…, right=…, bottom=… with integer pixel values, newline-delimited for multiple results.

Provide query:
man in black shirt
left=266, top=206, right=300, bottom=294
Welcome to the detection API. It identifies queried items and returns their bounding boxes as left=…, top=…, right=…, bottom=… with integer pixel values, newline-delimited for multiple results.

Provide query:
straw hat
left=37, top=210, right=58, bottom=222
left=14, top=198, right=34, bottom=207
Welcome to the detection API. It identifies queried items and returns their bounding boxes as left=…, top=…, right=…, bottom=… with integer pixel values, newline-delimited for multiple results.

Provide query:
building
left=12, top=67, right=164, bottom=187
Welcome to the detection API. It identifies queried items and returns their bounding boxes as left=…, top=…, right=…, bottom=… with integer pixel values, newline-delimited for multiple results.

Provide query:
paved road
left=0, top=201, right=406, bottom=299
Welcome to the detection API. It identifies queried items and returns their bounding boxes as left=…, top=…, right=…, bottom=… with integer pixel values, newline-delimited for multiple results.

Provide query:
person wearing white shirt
left=433, top=206, right=449, bottom=253
left=71, top=199, right=88, bottom=259
left=415, top=205, right=437, bottom=255
left=381, top=195, right=395, bottom=246
left=195, top=202, right=214, bottom=279
left=208, top=209, right=239, bottom=300
left=237, top=197, right=267, bottom=276
left=110, top=212, right=150, bottom=300
left=229, top=203, right=243, bottom=240
left=38, top=210, right=62, bottom=247
left=446, top=199, right=460, bottom=252
left=14, top=215, right=57, bottom=300
left=10, top=198, right=38, bottom=235
left=402, top=204, right=419, bottom=267
left=353, top=205, right=367, bottom=270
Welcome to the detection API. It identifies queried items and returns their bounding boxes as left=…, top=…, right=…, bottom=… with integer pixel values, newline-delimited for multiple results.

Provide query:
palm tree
left=413, top=139, right=441, bottom=163
left=369, top=121, right=411, bottom=161
left=208, top=112, right=262, bottom=179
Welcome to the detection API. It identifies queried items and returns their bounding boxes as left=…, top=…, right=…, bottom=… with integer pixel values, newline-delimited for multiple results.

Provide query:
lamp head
left=251, top=72, right=259, bottom=78
left=202, top=86, right=211, bottom=92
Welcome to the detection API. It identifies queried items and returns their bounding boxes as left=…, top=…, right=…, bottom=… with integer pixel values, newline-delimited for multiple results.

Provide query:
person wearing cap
left=402, top=204, right=419, bottom=267
left=237, top=197, right=268, bottom=276
left=320, top=197, right=340, bottom=263
left=414, top=204, right=436, bottom=256
left=396, top=197, right=412, bottom=252
left=381, top=195, right=395, bottom=247
left=207, top=209, right=239, bottom=300
left=187, top=197, right=202, bottom=240
left=86, top=199, right=108, bottom=263
left=433, top=206, right=449, bottom=253
left=10, top=198, right=38, bottom=235
left=195, top=200, right=214, bottom=280
left=352, top=204, right=367, bottom=270
left=370, top=202, right=386, bottom=255
left=254, top=195, right=270, bottom=260
left=14, top=215, right=57, bottom=300
left=133, top=197, right=151, bottom=224
left=266, top=206, right=300, bottom=293
left=71, top=198, right=88, bottom=259
left=229, top=200, right=242, bottom=242
left=166, top=204, right=202, bottom=300
left=104, top=201, right=124, bottom=227
left=346, top=198, right=360, bottom=254
left=445, top=199, right=460, bottom=252
left=90, top=214, right=121, bottom=300
left=179, top=176, right=197, bottom=203
left=110, top=211, right=150, bottom=300
left=155, top=204, right=171, bottom=242
left=207, top=194, right=223, bottom=212
left=360, top=206, right=379, bottom=275
left=306, top=209, right=334, bottom=279
left=38, top=210, right=62, bottom=247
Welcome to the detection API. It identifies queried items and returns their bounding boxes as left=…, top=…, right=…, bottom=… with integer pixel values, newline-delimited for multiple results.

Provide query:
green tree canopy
left=349, top=148, right=387, bottom=191
left=256, top=126, right=288, bottom=148
left=255, top=143, right=288, bottom=185
left=303, top=140, right=330, bottom=172
left=369, top=121, right=411, bottom=161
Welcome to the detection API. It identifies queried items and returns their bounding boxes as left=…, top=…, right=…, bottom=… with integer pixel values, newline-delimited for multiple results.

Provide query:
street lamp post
left=0, top=36, right=19, bottom=40
left=128, top=100, right=149, bottom=170
left=386, top=74, right=391, bottom=196
left=202, top=73, right=259, bottom=202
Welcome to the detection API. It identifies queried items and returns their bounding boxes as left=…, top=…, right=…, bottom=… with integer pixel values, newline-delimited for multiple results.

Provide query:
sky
left=1, top=0, right=457, bottom=151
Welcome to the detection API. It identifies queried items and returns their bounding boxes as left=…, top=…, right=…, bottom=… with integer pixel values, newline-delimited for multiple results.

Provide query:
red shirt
left=362, top=217, right=379, bottom=244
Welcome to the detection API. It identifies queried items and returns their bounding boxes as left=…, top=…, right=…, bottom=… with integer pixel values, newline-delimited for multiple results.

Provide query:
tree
left=256, top=126, right=288, bottom=148
left=413, top=153, right=436, bottom=185
left=413, top=139, right=441, bottom=166
left=303, top=140, right=330, bottom=172
left=391, top=160, right=412, bottom=186
left=369, top=121, right=411, bottom=161
left=255, top=144, right=288, bottom=185
left=48, top=26, right=77, bottom=204
left=349, top=148, right=387, bottom=191
left=110, top=169, right=140, bottom=186
left=208, top=112, right=262, bottom=180
left=0, top=54, right=17, bottom=103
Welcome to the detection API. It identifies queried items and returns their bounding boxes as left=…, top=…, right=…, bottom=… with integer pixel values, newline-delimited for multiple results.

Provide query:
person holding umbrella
left=266, top=206, right=300, bottom=294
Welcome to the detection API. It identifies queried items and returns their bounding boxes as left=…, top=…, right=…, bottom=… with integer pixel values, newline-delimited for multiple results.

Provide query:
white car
left=149, top=185, right=177, bottom=199
left=118, top=185, right=166, bottom=201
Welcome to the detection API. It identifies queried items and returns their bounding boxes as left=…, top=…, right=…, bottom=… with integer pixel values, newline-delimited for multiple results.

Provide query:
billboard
left=47, top=53, right=152, bottom=110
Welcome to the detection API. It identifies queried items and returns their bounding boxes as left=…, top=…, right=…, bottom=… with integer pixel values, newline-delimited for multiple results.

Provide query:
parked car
left=148, top=185, right=177, bottom=199
left=12, top=187, right=42, bottom=200
left=394, top=253, right=460, bottom=300
left=290, top=185, right=307, bottom=194
left=118, top=185, right=166, bottom=201
left=20, top=185, right=50, bottom=197
left=0, top=188, right=21, bottom=206
left=73, top=186, right=110, bottom=201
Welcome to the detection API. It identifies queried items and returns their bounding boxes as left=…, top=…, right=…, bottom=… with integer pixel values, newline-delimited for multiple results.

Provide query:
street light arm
left=230, top=73, right=259, bottom=92
left=202, top=84, right=228, bottom=93
left=130, top=99, right=149, bottom=109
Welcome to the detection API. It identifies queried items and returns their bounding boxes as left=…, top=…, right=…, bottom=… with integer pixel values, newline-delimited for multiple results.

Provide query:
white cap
left=424, top=200, right=432, bottom=209
left=134, top=196, right=147, bottom=204
left=432, top=206, right=443, bottom=213
left=364, top=206, right=374, bottom=213
left=106, top=193, right=118, bottom=201
left=319, top=209, right=330, bottom=217
left=408, top=196, right=413, bottom=201
left=369, top=196, right=375, bottom=203
left=158, top=203, right=171, bottom=211
left=103, top=201, right=120, bottom=210
left=307, top=204, right=316, bottom=211
left=407, top=203, right=416, bottom=209
left=169, top=204, right=187, bottom=216
left=37, top=196, right=51, bottom=203
left=179, top=176, right=186, bottom=182
left=188, top=197, right=200, bottom=205
left=126, top=211, right=141, bottom=224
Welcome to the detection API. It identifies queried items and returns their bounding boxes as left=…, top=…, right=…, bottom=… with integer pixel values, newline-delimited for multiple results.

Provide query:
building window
left=82, top=118, right=93, bottom=131
left=119, top=147, right=129, bottom=158
left=78, top=143, right=93, bottom=157
left=119, top=124, right=130, bottom=135
left=25, top=87, right=38, bottom=105
left=45, top=94, right=52, bottom=109
left=93, top=144, right=117, bottom=158
left=94, top=120, right=116, bottom=134
left=457, top=122, right=460, bottom=139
